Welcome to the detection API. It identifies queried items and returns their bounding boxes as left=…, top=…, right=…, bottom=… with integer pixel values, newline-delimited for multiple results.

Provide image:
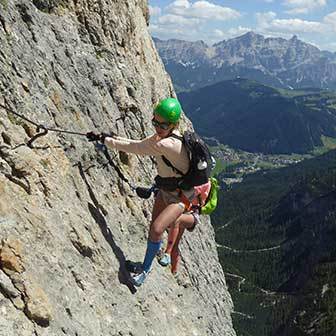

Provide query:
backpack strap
left=168, top=133, right=183, bottom=141
left=161, top=133, right=185, bottom=176
left=161, top=156, right=185, bottom=176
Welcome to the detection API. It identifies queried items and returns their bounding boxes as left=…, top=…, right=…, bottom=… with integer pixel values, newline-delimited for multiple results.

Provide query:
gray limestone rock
left=0, top=1, right=235, bottom=335
left=0, top=270, right=20, bottom=298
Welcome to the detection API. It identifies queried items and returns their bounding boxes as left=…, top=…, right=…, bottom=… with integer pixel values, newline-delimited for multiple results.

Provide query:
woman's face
left=152, top=113, right=175, bottom=138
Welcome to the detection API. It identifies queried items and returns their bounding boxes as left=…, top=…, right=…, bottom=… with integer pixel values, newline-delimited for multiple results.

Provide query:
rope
left=0, top=101, right=137, bottom=189
left=0, top=103, right=87, bottom=136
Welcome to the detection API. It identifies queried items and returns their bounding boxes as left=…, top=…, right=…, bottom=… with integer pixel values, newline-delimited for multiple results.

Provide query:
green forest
left=211, top=149, right=336, bottom=335
left=179, top=79, right=336, bottom=154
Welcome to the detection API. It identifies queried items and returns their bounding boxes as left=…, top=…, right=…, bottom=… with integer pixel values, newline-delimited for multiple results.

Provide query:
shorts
left=158, top=189, right=200, bottom=231
left=159, top=188, right=195, bottom=210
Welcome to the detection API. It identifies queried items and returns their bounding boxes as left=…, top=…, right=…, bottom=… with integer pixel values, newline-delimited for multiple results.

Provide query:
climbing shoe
left=131, top=270, right=149, bottom=287
left=157, top=252, right=171, bottom=267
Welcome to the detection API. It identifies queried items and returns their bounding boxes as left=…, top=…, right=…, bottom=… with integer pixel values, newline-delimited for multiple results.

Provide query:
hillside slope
left=0, top=1, right=235, bottom=335
left=179, top=79, right=336, bottom=154
left=213, top=150, right=336, bottom=335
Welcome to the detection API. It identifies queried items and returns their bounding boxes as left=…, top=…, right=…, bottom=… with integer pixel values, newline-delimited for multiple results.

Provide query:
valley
left=154, top=30, right=336, bottom=336
left=211, top=149, right=336, bottom=336
left=179, top=79, right=336, bottom=154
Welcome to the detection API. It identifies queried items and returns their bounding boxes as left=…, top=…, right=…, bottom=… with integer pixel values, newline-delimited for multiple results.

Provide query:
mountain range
left=154, top=32, right=336, bottom=92
left=178, top=78, right=336, bottom=154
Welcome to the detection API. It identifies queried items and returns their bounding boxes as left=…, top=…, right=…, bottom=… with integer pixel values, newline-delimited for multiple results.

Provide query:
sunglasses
left=151, top=118, right=171, bottom=130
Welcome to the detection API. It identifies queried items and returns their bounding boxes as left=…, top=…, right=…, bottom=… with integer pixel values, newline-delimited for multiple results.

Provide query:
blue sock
left=142, top=240, right=162, bottom=273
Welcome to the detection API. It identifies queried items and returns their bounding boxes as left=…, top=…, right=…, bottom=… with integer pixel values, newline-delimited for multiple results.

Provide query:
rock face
left=154, top=32, right=336, bottom=91
left=0, top=1, right=235, bottom=336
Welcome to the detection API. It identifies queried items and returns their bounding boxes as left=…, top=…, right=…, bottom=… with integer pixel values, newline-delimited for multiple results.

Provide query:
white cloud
left=283, top=0, right=327, bottom=15
left=166, top=0, right=241, bottom=21
left=150, top=22, right=204, bottom=42
left=256, top=11, right=321, bottom=34
left=150, top=24, right=186, bottom=37
left=149, top=1, right=336, bottom=50
left=256, top=11, right=277, bottom=29
left=149, top=6, right=162, bottom=17
left=205, top=26, right=253, bottom=44
left=158, top=14, right=200, bottom=27
left=213, top=29, right=225, bottom=38
left=227, top=26, right=253, bottom=37
left=323, top=11, right=336, bottom=32
left=166, top=0, right=190, bottom=10
left=268, top=18, right=325, bottom=33
left=256, top=10, right=336, bottom=35
left=149, top=0, right=241, bottom=44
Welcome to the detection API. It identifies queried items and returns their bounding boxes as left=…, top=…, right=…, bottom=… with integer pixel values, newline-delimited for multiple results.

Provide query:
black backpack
left=160, top=131, right=212, bottom=190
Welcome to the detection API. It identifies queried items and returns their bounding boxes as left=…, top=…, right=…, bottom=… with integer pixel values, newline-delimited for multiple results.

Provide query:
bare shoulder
left=159, top=133, right=182, bottom=149
left=157, top=137, right=174, bottom=149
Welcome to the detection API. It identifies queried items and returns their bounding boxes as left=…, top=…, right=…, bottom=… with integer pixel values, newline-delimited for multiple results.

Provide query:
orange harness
left=177, top=181, right=212, bottom=212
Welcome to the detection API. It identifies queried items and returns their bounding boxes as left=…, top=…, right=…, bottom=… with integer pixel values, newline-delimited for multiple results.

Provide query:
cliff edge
left=0, top=1, right=235, bottom=335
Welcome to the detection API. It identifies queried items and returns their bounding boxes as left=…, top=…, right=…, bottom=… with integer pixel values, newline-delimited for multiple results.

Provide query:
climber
left=86, top=98, right=206, bottom=287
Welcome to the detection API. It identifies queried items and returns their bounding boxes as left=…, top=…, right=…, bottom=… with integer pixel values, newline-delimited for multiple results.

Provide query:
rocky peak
left=290, top=34, right=298, bottom=41
left=153, top=37, right=210, bottom=64
left=154, top=32, right=336, bottom=91
left=0, top=1, right=235, bottom=335
left=236, top=31, right=264, bottom=44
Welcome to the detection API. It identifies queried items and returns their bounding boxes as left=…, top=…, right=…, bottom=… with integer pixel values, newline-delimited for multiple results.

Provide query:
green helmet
left=154, top=98, right=182, bottom=124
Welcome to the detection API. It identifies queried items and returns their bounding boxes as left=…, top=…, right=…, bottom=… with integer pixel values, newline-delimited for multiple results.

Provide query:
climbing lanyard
left=0, top=102, right=88, bottom=147
left=0, top=102, right=140, bottom=190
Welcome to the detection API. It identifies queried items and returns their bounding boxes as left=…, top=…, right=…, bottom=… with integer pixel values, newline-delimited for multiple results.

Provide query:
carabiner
left=27, top=125, right=48, bottom=148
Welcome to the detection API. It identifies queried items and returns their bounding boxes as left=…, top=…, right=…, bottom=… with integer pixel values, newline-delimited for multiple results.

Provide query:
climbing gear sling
left=0, top=102, right=88, bottom=148
left=0, top=102, right=136, bottom=190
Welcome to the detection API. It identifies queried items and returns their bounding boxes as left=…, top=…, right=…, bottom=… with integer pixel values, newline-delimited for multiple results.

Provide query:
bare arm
left=104, top=134, right=163, bottom=156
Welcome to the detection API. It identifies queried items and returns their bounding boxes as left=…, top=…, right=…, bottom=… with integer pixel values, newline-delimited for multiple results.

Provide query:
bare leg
left=165, top=224, right=180, bottom=255
left=171, top=226, right=184, bottom=274
left=170, top=213, right=195, bottom=274
left=141, top=197, right=183, bottom=275
left=165, top=213, right=194, bottom=254
left=177, top=213, right=196, bottom=231
left=149, top=203, right=185, bottom=242
left=151, top=191, right=167, bottom=224
left=133, top=197, right=191, bottom=285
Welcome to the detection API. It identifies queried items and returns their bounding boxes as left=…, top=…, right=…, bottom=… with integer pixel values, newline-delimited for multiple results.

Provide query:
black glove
left=87, top=132, right=113, bottom=143
left=100, top=133, right=110, bottom=143
left=86, top=132, right=101, bottom=142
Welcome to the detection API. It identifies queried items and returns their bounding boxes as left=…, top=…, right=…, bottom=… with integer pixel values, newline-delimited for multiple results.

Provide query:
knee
left=174, top=216, right=187, bottom=230
left=174, top=217, right=181, bottom=227
left=150, top=224, right=164, bottom=241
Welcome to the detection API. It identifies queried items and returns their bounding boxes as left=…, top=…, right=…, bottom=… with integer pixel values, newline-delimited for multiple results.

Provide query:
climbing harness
left=0, top=102, right=88, bottom=148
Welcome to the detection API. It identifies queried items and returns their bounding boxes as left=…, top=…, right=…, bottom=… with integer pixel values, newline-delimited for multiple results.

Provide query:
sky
left=148, top=0, right=336, bottom=52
